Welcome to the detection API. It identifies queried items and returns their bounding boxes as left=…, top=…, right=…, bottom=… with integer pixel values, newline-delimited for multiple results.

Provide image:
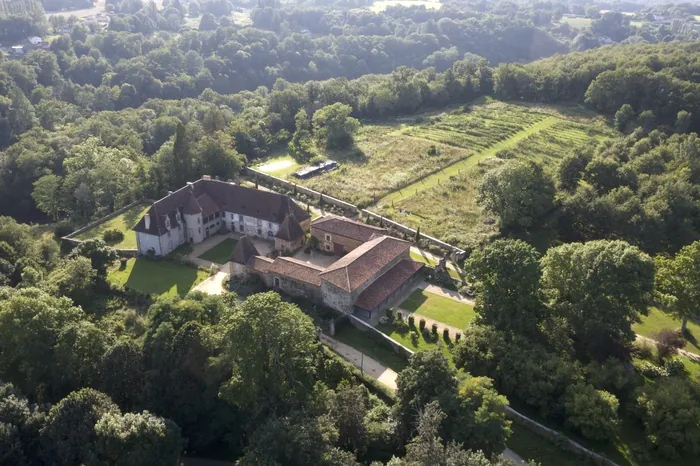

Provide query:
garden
left=398, top=289, right=476, bottom=330
left=74, top=202, right=151, bottom=249
left=197, top=238, right=238, bottom=264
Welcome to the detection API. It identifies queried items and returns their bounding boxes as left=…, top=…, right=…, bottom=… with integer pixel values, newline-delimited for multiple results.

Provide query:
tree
left=675, top=110, right=691, bottom=133
left=540, top=240, right=655, bottom=356
left=446, top=376, right=511, bottom=456
left=40, top=388, right=120, bottom=465
left=635, top=378, right=700, bottom=459
left=194, top=131, right=245, bottom=181
left=289, top=108, right=316, bottom=161
left=171, top=122, right=192, bottom=188
left=328, top=381, right=368, bottom=454
left=477, top=160, right=555, bottom=231
left=199, top=12, right=218, bottom=31
left=48, top=256, right=96, bottom=305
left=557, top=151, right=591, bottom=192
left=98, top=340, right=145, bottom=412
left=68, top=239, right=118, bottom=281
left=614, top=104, right=635, bottom=132
left=395, top=350, right=456, bottom=441
left=32, top=174, right=64, bottom=221
left=563, top=383, right=619, bottom=441
left=312, top=103, right=360, bottom=150
left=220, top=292, right=320, bottom=416
left=465, top=239, right=543, bottom=336
left=654, top=241, right=700, bottom=332
left=94, top=411, right=183, bottom=465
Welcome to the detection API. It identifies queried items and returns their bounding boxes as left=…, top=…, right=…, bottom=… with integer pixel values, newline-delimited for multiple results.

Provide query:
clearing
left=197, top=238, right=238, bottom=264
left=108, top=258, right=208, bottom=297
left=369, top=0, right=442, bottom=12
left=399, top=289, right=475, bottom=330
left=634, top=308, right=700, bottom=357
left=254, top=154, right=301, bottom=178
left=559, top=16, right=593, bottom=28
left=74, top=203, right=151, bottom=249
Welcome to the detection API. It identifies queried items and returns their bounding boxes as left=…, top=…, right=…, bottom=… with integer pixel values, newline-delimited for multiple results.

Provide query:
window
left=198, top=227, right=201, bottom=233
left=215, top=212, right=220, bottom=218
left=325, top=234, right=332, bottom=242
left=274, top=277, right=280, bottom=288
left=325, top=244, right=332, bottom=252
left=239, top=214, right=244, bottom=222
left=197, top=217, right=200, bottom=224
left=175, top=212, right=181, bottom=223
left=268, top=222, right=272, bottom=228
left=257, top=228, right=262, bottom=235
left=230, top=213, right=235, bottom=220
left=165, top=217, right=171, bottom=229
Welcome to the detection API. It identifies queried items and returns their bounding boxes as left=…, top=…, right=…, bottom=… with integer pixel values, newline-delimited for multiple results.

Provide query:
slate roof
left=268, top=257, right=324, bottom=286
left=133, top=177, right=310, bottom=236
left=318, top=235, right=411, bottom=292
left=311, top=215, right=387, bottom=243
left=230, top=236, right=259, bottom=265
left=355, top=260, right=423, bottom=311
left=275, top=214, right=305, bottom=241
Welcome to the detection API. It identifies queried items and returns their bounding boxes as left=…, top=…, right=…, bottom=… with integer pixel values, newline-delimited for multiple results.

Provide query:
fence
left=61, top=199, right=149, bottom=256
left=348, top=312, right=619, bottom=466
left=245, top=167, right=466, bottom=256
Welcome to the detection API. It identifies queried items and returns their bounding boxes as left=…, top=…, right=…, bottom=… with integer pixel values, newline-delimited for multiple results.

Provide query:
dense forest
left=1, top=0, right=700, bottom=464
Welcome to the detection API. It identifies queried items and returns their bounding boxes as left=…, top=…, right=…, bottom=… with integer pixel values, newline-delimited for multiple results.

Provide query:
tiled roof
left=183, top=191, right=202, bottom=215
left=355, top=259, right=423, bottom=311
left=319, top=235, right=411, bottom=292
left=267, top=257, right=324, bottom=286
left=230, top=236, right=259, bottom=265
left=133, top=178, right=310, bottom=236
left=311, top=215, right=387, bottom=243
left=248, top=256, right=274, bottom=274
left=275, top=214, right=305, bottom=241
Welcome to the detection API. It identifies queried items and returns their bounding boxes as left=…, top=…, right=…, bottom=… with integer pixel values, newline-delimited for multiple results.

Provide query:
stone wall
left=321, top=280, right=354, bottom=314
left=275, top=276, right=322, bottom=302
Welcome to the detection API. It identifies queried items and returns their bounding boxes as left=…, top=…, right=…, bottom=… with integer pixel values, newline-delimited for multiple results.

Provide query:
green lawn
left=508, top=424, right=590, bottom=466
left=108, top=258, right=209, bottom=297
left=254, top=154, right=302, bottom=178
left=197, top=238, right=238, bottom=264
left=332, top=324, right=408, bottom=373
left=376, top=322, right=454, bottom=363
left=75, top=203, right=151, bottom=249
left=399, top=289, right=476, bottom=330
left=633, top=308, right=700, bottom=356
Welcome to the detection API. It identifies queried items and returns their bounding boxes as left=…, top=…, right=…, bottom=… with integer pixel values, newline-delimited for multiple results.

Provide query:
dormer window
left=175, top=212, right=181, bottom=223
left=165, top=216, right=171, bottom=230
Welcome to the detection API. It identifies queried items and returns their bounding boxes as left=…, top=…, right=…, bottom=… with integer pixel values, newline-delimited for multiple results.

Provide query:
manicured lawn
left=75, top=203, right=151, bottom=249
left=332, top=324, right=408, bottom=373
left=376, top=322, right=454, bottom=363
left=197, top=238, right=238, bottom=264
left=399, top=289, right=476, bottom=330
left=108, top=258, right=208, bottom=297
left=633, top=307, right=700, bottom=356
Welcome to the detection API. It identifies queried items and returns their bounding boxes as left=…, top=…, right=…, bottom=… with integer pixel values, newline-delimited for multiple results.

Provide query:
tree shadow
left=683, top=328, right=700, bottom=354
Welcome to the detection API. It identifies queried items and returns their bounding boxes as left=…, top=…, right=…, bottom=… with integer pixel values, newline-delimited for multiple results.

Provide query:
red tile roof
left=248, top=256, right=274, bottom=274
left=319, top=235, right=411, bottom=292
left=355, top=259, right=423, bottom=311
left=267, top=257, right=324, bottom=286
left=311, top=215, right=387, bottom=243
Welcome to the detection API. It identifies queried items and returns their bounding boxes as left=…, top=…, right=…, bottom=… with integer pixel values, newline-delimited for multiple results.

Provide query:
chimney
left=144, top=213, right=151, bottom=230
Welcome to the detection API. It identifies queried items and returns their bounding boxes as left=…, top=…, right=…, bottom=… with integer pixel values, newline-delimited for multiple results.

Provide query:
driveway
left=192, top=271, right=228, bottom=295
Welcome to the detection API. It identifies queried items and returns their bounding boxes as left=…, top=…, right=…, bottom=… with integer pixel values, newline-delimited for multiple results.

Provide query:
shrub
left=563, top=383, right=619, bottom=441
left=118, top=257, right=129, bottom=270
left=586, top=358, right=637, bottom=395
left=419, top=319, right=426, bottom=331
left=54, top=220, right=75, bottom=238
left=664, top=357, right=686, bottom=376
left=410, top=330, right=419, bottom=345
left=386, top=308, right=394, bottom=320
left=408, top=315, right=415, bottom=328
left=422, top=327, right=432, bottom=340
left=455, top=332, right=461, bottom=342
left=103, top=229, right=124, bottom=243
left=396, top=311, right=402, bottom=321
left=633, top=360, right=667, bottom=378
left=443, top=328, right=450, bottom=341
left=655, top=329, right=685, bottom=360
left=431, top=323, right=438, bottom=335
left=632, top=340, right=654, bottom=360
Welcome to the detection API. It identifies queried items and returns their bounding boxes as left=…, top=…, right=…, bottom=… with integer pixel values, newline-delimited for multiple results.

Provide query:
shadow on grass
left=399, top=290, right=428, bottom=313
left=683, top=328, right=699, bottom=353
left=125, top=259, right=202, bottom=297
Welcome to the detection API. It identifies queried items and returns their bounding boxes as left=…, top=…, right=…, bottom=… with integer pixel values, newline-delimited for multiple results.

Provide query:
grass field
left=197, top=238, right=238, bottom=264
left=376, top=322, right=454, bottom=362
left=399, top=289, right=475, bottom=330
left=108, top=258, right=208, bottom=297
left=634, top=308, right=700, bottom=356
left=370, top=0, right=442, bottom=12
left=254, top=154, right=302, bottom=178
left=332, top=324, right=408, bottom=372
left=560, top=16, right=593, bottom=28
left=75, top=203, right=151, bottom=249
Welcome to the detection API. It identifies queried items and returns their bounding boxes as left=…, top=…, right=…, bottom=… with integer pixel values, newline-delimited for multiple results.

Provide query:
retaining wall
left=61, top=199, right=150, bottom=256
left=245, top=167, right=466, bottom=256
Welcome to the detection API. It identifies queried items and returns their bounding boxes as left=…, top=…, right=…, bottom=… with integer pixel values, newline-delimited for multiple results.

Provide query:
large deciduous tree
left=312, top=103, right=360, bottom=150
left=563, top=383, right=619, bottom=441
left=477, top=160, right=555, bottom=231
left=541, top=240, right=654, bottom=357
left=465, top=239, right=543, bottom=336
left=654, top=240, right=700, bottom=332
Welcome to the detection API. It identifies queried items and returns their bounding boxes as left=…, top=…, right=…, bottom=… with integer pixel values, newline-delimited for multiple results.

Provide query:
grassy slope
left=399, top=289, right=476, bottom=330
left=634, top=308, right=700, bottom=356
left=108, top=258, right=208, bottom=297
left=75, top=203, right=151, bottom=249
left=332, top=324, right=408, bottom=372
left=197, top=238, right=238, bottom=264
